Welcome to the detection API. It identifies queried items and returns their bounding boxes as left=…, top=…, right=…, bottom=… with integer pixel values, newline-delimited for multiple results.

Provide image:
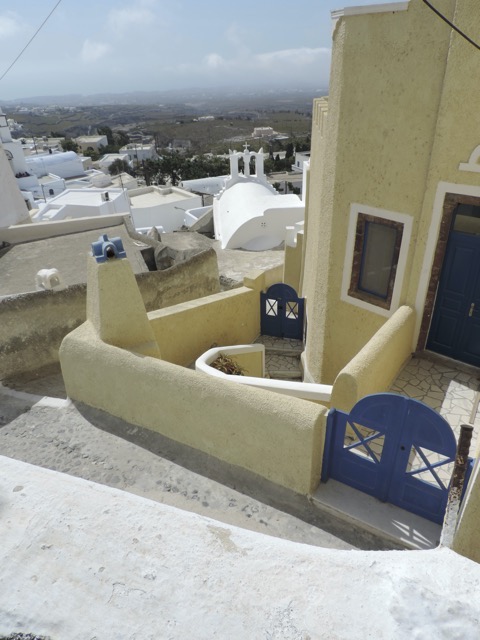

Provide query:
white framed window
left=341, top=203, right=413, bottom=317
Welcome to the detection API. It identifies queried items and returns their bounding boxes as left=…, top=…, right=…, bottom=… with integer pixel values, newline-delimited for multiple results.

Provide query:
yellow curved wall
left=60, top=323, right=327, bottom=495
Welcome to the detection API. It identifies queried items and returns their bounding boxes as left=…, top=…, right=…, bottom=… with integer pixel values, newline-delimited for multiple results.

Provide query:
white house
left=75, top=135, right=108, bottom=152
left=119, top=144, right=157, bottom=164
left=128, top=185, right=202, bottom=232
left=252, top=127, right=276, bottom=138
left=213, top=147, right=304, bottom=250
left=98, top=153, right=132, bottom=173
left=291, top=151, right=311, bottom=173
left=31, top=188, right=130, bottom=222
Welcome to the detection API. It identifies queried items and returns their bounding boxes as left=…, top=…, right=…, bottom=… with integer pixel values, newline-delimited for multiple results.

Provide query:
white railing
left=195, top=344, right=332, bottom=403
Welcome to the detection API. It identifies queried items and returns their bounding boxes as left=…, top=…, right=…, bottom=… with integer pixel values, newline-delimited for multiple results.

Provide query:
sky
left=0, top=0, right=391, bottom=100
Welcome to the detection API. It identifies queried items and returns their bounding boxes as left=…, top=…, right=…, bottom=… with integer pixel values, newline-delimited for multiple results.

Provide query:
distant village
left=0, top=107, right=308, bottom=248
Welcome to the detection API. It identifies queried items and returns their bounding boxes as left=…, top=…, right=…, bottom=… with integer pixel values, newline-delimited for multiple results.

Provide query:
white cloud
left=200, top=46, right=330, bottom=78
left=205, top=53, right=226, bottom=70
left=107, top=1, right=156, bottom=36
left=225, top=24, right=247, bottom=50
left=256, top=47, right=331, bottom=68
left=0, top=12, right=22, bottom=39
left=81, top=39, right=111, bottom=63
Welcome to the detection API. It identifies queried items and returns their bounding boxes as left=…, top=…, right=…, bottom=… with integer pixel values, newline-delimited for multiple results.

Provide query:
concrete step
left=311, top=479, right=441, bottom=550
left=266, top=353, right=301, bottom=368
left=264, top=346, right=302, bottom=357
left=266, top=370, right=303, bottom=380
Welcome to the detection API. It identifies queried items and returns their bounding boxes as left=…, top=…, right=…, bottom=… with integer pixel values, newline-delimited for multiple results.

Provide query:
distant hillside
left=1, top=84, right=327, bottom=109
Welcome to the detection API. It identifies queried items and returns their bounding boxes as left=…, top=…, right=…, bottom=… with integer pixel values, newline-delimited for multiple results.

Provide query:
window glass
left=453, top=204, right=480, bottom=235
left=348, top=213, right=404, bottom=310
left=359, top=222, right=397, bottom=298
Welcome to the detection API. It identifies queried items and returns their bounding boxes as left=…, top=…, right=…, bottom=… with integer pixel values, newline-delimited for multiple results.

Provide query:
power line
left=422, top=0, right=480, bottom=52
left=0, top=0, right=63, bottom=84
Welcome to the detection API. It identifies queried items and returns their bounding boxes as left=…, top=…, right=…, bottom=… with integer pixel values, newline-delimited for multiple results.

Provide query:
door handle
left=469, top=303, right=475, bottom=318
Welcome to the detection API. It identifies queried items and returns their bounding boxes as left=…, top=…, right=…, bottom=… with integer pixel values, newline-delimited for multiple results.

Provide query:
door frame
left=417, top=193, right=480, bottom=351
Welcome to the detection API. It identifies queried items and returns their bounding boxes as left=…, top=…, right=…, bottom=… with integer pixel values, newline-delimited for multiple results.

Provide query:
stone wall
left=0, top=248, right=219, bottom=379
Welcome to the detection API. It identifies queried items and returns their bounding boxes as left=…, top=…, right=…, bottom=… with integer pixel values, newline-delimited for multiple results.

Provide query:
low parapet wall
left=60, top=324, right=327, bottom=495
left=0, top=214, right=129, bottom=244
left=196, top=344, right=332, bottom=402
left=331, top=305, right=416, bottom=412
left=149, top=287, right=259, bottom=366
left=59, top=254, right=325, bottom=495
left=149, top=263, right=283, bottom=367
left=453, top=459, right=480, bottom=564
left=0, top=248, right=219, bottom=380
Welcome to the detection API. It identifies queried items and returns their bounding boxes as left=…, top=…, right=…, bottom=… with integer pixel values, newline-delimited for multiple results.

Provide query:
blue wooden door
left=260, top=283, right=304, bottom=339
left=427, top=231, right=480, bottom=367
left=322, top=394, right=458, bottom=523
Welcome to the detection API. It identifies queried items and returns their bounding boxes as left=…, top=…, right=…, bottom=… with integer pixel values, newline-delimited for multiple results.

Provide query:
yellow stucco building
left=301, top=0, right=480, bottom=386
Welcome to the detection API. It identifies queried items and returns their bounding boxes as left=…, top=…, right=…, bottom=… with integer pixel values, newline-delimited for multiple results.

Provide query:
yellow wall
left=302, top=0, right=480, bottom=384
left=87, top=257, right=160, bottom=358
left=225, top=350, right=263, bottom=377
left=59, top=254, right=326, bottom=495
left=60, top=323, right=328, bottom=495
left=148, top=263, right=284, bottom=367
left=149, top=287, right=259, bottom=366
left=283, top=231, right=303, bottom=292
left=453, top=461, right=480, bottom=564
left=243, top=264, right=284, bottom=291
left=331, top=306, right=415, bottom=412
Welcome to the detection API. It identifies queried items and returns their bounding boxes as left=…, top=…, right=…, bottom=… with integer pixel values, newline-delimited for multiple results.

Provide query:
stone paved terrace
left=388, top=352, right=480, bottom=488
left=390, top=352, right=480, bottom=454
left=254, top=335, right=303, bottom=380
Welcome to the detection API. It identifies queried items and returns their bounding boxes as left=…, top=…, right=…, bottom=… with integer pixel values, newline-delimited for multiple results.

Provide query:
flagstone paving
left=389, top=353, right=480, bottom=486
left=390, top=353, right=480, bottom=454
left=254, top=335, right=303, bottom=380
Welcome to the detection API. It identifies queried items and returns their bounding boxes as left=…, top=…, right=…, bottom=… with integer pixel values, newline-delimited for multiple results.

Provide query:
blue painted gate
left=260, top=283, right=304, bottom=339
left=322, top=394, right=461, bottom=524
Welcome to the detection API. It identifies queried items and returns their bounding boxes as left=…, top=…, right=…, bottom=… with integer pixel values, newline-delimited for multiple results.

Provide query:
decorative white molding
left=195, top=345, right=332, bottom=402
left=332, top=2, right=409, bottom=20
left=341, top=203, right=413, bottom=318
left=458, top=145, right=480, bottom=173
left=332, top=2, right=409, bottom=34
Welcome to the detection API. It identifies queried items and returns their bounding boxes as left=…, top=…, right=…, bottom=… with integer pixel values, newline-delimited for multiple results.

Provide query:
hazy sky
left=0, top=0, right=391, bottom=100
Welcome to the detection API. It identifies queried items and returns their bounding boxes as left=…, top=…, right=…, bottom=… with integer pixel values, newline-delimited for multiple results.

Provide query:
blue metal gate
left=322, top=393, right=464, bottom=524
left=260, top=283, right=304, bottom=339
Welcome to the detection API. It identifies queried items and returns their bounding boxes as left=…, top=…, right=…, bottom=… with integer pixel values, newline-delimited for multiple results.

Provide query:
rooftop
left=44, top=188, right=124, bottom=207
left=0, top=223, right=150, bottom=297
left=129, top=186, right=197, bottom=208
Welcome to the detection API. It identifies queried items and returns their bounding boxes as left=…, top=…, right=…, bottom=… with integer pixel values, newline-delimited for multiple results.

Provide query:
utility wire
left=422, top=0, right=480, bottom=51
left=0, top=0, right=63, bottom=84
